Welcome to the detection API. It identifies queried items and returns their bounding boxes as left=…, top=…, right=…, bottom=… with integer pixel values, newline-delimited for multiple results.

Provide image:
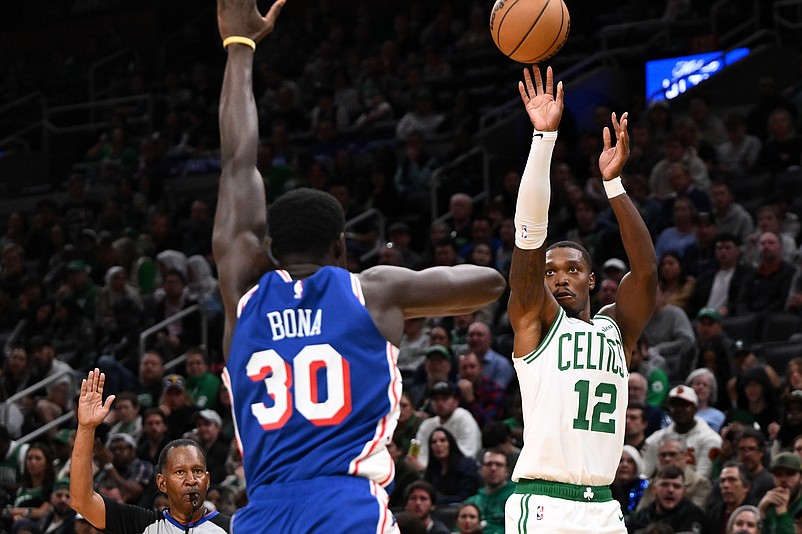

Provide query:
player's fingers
left=532, top=65, right=544, bottom=95
left=602, top=127, right=611, bottom=150
left=518, top=81, right=530, bottom=104
left=263, top=0, right=286, bottom=30
left=80, top=378, right=87, bottom=396
left=555, top=81, right=564, bottom=109
left=103, top=394, right=116, bottom=411
left=523, top=68, right=535, bottom=98
left=545, top=66, right=553, bottom=96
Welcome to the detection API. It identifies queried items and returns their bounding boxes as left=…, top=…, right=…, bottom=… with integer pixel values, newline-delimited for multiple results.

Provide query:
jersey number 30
left=573, top=379, right=617, bottom=434
left=247, top=344, right=352, bottom=430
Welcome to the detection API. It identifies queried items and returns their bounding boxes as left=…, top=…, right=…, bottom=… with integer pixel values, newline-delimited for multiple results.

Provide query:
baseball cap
left=52, top=429, right=72, bottom=445
left=668, top=385, right=698, bottom=407
left=734, top=339, right=751, bottom=356
left=770, top=452, right=802, bottom=473
left=107, top=433, right=137, bottom=449
left=602, top=258, right=627, bottom=273
left=53, top=477, right=70, bottom=491
left=196, top=409, right=222, bottom=427
left=163, top=374, right=186, bottom=391
left=66, top=259, right=90, bottom=272
left=696, top=307, right=722, bottom=322
left=425, top=345, right=451, bottom=361
left=430, top=381, right=457, bottom=398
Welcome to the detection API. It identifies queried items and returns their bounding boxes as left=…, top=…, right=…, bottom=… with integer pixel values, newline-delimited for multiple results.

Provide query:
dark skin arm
left=212, top=0, right=285, bottom=358
left=507, top=66, right=563, bottom=358
left=597, top=114, right=658, bottom=363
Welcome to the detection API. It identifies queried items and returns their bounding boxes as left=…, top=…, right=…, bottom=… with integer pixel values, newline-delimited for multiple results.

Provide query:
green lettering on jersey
left=572, top=332, right=585, bottom=370
left=558, top=333, right=572, bottom=371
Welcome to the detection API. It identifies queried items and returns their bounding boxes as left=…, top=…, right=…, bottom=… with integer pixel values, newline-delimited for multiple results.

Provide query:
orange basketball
left=490, top=0, right=570, bottom=64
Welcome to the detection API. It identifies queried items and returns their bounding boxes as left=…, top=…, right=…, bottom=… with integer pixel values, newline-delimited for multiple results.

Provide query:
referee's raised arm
left=70, top=368, right=115, bottom=531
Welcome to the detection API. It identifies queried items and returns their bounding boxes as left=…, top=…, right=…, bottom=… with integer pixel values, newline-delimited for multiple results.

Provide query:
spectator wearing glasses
left=465, top=448, right=515, bottom=534
left=735, top=427, right=775, bottom=504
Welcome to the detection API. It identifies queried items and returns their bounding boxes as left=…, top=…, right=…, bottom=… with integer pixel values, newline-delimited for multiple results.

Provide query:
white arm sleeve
left=514, top=131, right=557, bottom=250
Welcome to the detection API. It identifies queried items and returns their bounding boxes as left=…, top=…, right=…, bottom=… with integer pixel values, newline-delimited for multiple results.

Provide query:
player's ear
left=588, top=271, right=596, bottom=291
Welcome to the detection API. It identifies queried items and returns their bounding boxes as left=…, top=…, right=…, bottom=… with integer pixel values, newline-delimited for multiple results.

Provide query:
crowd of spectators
left=1, top=0, right=802, bottom=533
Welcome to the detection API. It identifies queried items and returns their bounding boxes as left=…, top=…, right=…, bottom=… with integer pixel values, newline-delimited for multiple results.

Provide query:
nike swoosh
left=618, top=513, right=624, bottom=521
left=533, top=133, right=544, bottom=139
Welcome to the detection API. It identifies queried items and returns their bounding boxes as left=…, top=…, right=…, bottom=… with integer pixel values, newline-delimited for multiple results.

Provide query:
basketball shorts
left=505, top=478, right=626, bottom=534
left=232, top=476, right=400, bottom=534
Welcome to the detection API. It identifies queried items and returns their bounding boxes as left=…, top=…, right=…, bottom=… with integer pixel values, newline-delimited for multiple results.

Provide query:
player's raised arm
left=212, top=0, right=285, bottom=355
left=507, top=65, right=563, bottom=357
left=597, top=112, right=658, bottom=360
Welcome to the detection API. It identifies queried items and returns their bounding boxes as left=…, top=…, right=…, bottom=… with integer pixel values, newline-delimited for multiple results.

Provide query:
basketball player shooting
left=213, top=1, right=506, bottom=532
left=504, top=65, right=657, bottom=533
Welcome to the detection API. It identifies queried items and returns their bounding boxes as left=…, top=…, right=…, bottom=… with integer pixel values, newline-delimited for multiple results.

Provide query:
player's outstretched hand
left=77, top=368, right=115, bottom=429
left=599, top=112, right=630, bottom=180
left=217, top=0, right=286, bottom=45
left=518, top=65, right=563, bottom=132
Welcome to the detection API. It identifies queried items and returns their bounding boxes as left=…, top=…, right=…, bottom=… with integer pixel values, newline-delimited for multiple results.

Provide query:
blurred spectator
left=181, top=200, right=213, bottom=258
left=386, top=435, right=420, bottom=511
left=728, top=366, right=780, bottom=441
left=397, top=318, right=430, bottom=380
left=0, top=426, right=28, bottom=502
left=184, top=347, right=221, bottom=410
left=158, top=374, right=200, bottom=441
left=686, top=368, right=725, bottom=433
left=135, top=408, right=169, bottom=467
left=464, top=448, right=515, bottom=534
left=625, top=403, right=650, bottom=451
left=408, top=344, right=454, bottom=413
left=746, top=76, right=797, bottom=140
left=702, top=462, right=755, bottom=534
left=654, top=196, right=701, bottom=261
left=683, top=211, right=718, bottom=277
left=2, top=442, right=56, bottom=531
left=715, top=113, right=762, bottom=180
left=626, top=465, right=705, bottom=533
left=642, top=287, right=697, bottom=383
left=758, top=452, right=802, bottom=531
left=736, top=231, right=796, bottom=316
left=59, top=260, right=99, bottom=322
left=629, top=339, right=669, bottom=410
left=650, top=135, right=710, bottom=200
left=190, top=410, right=229, bottom=486
left=688, top=95, right=728, bottom=147
left=51, top=296, right=96, bottom=370
left=403, top=480, right=450, bottom=534
left=757, top=108, right=802, bottom=176
left=30, top=336, right=76, bottom=426
left=93, top=433, right=154, bottom=507
left=149, top=268, right=200, bottom=360
left=629, top=372, right=669, bottom=438
left=385, top=222, right=424, bottom=270
left=657, top=251, right=695, bottom=309
left=637, top=433, right=712, bottom=510
left=465, top=322, right=514, bottom=391
left=423, top=427, right=480, bottom=505
left=396, top=90, right=445, bottom=141
left=743, top=206, right=797, bottom=267
left=613, top=445, right=649, bottom=518
left=771, top=390, right=802, bottom=454
left=642, top=386, right=722, bottom=479
left=13, top=476, right=75, bottom=534
left=453, top=502, right=482, bottom=534
left=393, top=130, right=439, bottom=196
left=106, top=391, right=142, bottom=442
left=686, top=233, right=753, bottom=319
left=412, top=381, right=481, bottom=470
left=457, top=351, right=507, bottom=427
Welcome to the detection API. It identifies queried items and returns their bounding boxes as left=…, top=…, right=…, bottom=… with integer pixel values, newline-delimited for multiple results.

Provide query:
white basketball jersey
left=512, top=307, right=629, bottom=486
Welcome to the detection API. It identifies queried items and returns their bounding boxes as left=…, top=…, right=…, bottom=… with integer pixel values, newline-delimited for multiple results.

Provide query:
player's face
left=544, top=247, right=594, bottom=318
left=159, top=446, right=210, bottom=516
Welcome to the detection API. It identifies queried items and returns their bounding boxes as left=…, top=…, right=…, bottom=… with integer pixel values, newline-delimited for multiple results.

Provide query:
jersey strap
left=522, top=306, right=565, bottom=364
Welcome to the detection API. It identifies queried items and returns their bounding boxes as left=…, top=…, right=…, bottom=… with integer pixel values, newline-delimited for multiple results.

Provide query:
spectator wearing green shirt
left=631, top=338, right=669, bottom=407
left=464, top=448, right=515, bottom=534
left=760, top=452, right=802, bottom=534
left=184, top=348, right=220, bottom=410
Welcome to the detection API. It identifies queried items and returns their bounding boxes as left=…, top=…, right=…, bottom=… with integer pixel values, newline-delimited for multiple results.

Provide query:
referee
left=70, top=369, right=231, bottom=533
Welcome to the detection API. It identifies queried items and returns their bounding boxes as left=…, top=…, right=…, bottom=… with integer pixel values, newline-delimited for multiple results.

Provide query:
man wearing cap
left=160, top=374, right=200, bottom=441
left=694, top=305, right=737, bottom=361
left=191, top=410, right=229, bottom=485
left=642, top=385, right=722, bottom=479
left=759, top=452, right=802, bottom=532
left=386, top=222, right=424, bottom=270
left=14, top=477, right=75, bottom=534
left=411, top=381, right=481, bottom=469
left=94, top=432, right=155, bottom=506
left=408, top=344, right=455, bottom=412
left=602, top=258, right=628, bottom=284
left=72, top=369, right=230, bottom=533
left=64, top=259, right=99, bottom=322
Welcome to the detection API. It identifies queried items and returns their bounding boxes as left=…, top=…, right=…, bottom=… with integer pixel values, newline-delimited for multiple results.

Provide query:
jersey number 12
left=247, top=344, right=352, bottom=430
left=572, top=379, right=617, bottom=434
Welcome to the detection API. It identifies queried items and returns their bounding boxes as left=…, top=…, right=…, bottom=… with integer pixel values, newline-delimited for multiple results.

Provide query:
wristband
left=603, top=176, right=626, bottom=198
left=223, top=36, right=256, bottom=51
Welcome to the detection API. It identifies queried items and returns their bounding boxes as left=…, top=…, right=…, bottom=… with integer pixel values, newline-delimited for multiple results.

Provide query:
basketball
left=489, top=0, right=570, bottom=64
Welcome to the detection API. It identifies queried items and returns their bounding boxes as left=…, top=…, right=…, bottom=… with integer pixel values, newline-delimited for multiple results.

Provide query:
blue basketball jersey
left=224, top=266, right=401, bottom=493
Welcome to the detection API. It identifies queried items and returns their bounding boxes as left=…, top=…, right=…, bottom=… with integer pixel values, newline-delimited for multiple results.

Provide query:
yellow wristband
left=223, top=36, right=256, bottom=51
